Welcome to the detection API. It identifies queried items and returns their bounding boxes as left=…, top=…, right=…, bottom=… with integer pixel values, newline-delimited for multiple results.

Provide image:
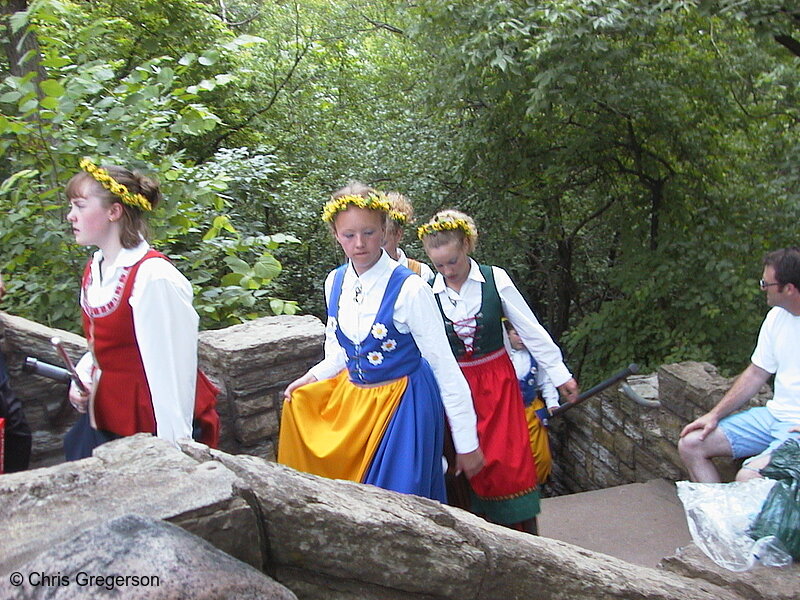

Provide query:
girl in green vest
left=419, top=209, right=579, bottom=533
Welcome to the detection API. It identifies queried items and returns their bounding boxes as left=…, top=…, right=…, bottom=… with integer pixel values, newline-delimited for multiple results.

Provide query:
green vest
left=435, top=264, right=504, bottom=360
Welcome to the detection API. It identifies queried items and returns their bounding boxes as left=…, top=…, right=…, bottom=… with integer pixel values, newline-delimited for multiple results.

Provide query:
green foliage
left=3, top=0, right=800, bottom=385
left=408, top=0, right=800, bottom=380
left=0, top=0, right=296, bottom=331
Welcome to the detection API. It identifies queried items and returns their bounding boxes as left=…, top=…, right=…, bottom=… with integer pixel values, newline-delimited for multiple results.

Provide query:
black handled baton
left=549, top=363, right=639, bottom=419
left=23, top=357, right=72, bottom=384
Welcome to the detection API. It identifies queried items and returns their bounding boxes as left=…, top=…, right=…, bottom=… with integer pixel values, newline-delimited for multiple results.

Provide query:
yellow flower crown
left=389, top=210, right=407, bottom=224
left=321, top=192, right=391, bottom=222
left=79, top=158, right=152, bottom=212
left=417, top=217, right=475, bottom=240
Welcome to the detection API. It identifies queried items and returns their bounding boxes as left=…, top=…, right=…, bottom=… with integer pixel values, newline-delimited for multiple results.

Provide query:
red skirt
left=460, top=348, right=539, bottom=522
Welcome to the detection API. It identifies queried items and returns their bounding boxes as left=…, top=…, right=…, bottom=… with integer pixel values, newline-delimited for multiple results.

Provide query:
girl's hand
left=283, top=372, right=317, bottom=401
left=456, top=447, right=485, bottom=478
left=557, top=378, right=579, bottom=403
left=68, top=381, right=91, bottom=413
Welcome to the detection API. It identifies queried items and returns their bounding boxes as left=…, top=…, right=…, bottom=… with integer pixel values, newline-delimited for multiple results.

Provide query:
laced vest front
left=435, top=264, right=504, bottom=360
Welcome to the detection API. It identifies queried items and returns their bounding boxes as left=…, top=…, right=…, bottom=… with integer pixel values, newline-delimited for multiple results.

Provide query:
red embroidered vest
left=81, top=250, right=219, bottom=447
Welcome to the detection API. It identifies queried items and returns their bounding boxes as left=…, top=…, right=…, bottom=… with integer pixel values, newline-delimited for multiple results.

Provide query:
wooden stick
left=51, top=336, right=89, bottom=395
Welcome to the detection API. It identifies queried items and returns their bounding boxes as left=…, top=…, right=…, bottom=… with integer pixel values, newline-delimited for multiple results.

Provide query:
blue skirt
left=363, top=359, right=446, bottom=502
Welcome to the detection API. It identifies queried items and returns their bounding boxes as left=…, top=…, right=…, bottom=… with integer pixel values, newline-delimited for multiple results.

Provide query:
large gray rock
left=198, top=314, right=323, bottom=385
left=661, top=543, right=800, bottom=600
left=210, top=450, right=744, bottom=600
left=3, top=431, right=791, bottom=600
left=0, top=514, right=296, bottom=599
left=0, top=434, right=263, bottom=575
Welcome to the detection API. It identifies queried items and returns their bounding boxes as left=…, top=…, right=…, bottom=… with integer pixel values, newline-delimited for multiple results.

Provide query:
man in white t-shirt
left=678, top=247, right=800, bottom=482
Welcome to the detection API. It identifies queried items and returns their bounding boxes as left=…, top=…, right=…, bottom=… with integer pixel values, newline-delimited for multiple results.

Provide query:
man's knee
left=678, top=431, right=709, bottom=459
left=736, top=454, right=770, bottom=482
left=735, top=466, right=763, bottom=482
left=679, top=427, right=733, bottom=461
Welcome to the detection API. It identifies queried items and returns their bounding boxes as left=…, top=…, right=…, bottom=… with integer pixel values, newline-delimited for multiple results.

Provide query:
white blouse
left=508, top=345, right=560, bottom=409
left=309, top=250, right=479, bottom=454
left=396, top=247, right=435, bottom=284
left=431, top=259, right=573, bottom=388
left=76, top=241, right=197, bottom=443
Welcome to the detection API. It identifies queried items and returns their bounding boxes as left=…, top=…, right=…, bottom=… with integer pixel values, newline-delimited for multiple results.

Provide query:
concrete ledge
left=540, top=478, right=691, bottom=568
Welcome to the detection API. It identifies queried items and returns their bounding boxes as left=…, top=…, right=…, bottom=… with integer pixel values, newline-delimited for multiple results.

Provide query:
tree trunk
left=553, top=237, right=574, bottom=340
left=649, top=180, right=663, bottom=251
left=2, top=0, right=46, bottom=81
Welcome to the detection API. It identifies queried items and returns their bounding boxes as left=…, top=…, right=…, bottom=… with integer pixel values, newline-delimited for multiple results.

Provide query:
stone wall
left=3, top=434, right=784, bottom=600
left=198, top=315, right=324, bottom=460
left=548, top=362, right=771, bottom=495
left=0, top=309, right=770, bottom=491
left=0, top=311, right=323, bottom=468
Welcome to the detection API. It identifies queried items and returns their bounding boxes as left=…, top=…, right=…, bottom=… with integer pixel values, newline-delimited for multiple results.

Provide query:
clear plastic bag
left=676, top=479, right=793, bottom=571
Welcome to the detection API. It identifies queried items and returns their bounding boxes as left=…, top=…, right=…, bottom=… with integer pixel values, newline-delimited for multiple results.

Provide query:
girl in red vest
left=419, top=209, right=579, bottom=534
left=64, top=159, right=218, bottom=460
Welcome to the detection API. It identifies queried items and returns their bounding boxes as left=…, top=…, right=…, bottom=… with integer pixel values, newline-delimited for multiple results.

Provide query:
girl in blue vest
left=279, top=183, right=483, bottom=501
left=419, top=209, right=579, bottom=533
left=506, top=320, right=560, bottom=483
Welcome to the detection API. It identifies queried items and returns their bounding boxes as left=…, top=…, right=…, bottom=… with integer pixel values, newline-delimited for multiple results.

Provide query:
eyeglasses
left=759, top=279, right=781, bottom=290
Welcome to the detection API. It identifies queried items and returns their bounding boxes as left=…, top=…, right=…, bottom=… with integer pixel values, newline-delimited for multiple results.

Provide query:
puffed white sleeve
left=73, top=352, right=95, bottom=391
left=130, top=259, right=196, bottom=444
left=536, top=369, right=560, bottom=409
left=308, top=270, right=347, bottom=381
left=396, top=276, right=479, bottom=454
left=493, top=266, right=573, bottom=387
left=418, top=262, right=436, bottom=285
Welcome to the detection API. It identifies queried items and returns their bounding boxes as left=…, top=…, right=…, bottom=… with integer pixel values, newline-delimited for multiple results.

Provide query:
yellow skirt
left=278, top=370, right=407, bottom=483
left=525, top=397, right=553, bottom=484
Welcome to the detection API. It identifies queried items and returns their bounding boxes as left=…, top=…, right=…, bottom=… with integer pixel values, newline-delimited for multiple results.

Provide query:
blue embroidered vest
left=329, top=264, right=421, bottom=384
left=519, top=352, right=539, bottom=406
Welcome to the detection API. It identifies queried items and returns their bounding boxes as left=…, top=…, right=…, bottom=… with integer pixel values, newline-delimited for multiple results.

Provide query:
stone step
left=539, top=478, right=692, bottom=569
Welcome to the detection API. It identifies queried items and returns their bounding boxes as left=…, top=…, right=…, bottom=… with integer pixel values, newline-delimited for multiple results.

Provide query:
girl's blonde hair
left=386, top=192, right=414, bottom=235
left=418, top=209, right=478, bottom=253
left=323, top=181, right=389, bottom=233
